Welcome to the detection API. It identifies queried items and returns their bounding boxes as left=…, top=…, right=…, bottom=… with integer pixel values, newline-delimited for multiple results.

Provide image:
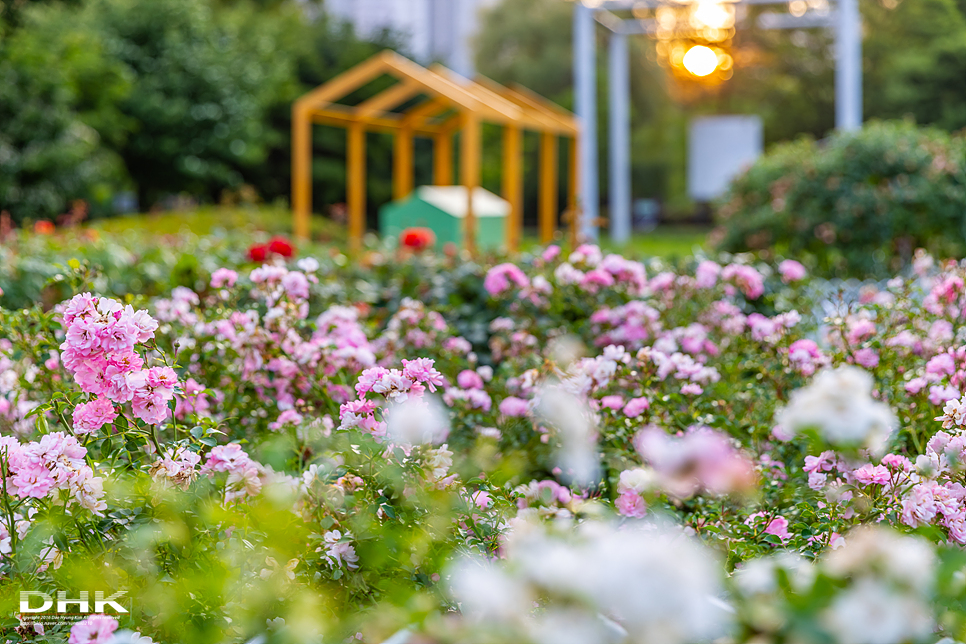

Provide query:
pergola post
left=539, top=132, right=558, bottom=244
left=393, top=126, right=415, bottom=200
left=461, top=113, right=482, bottom=253
left=835, top=0, right=862, bottom=131
left=502, top=125, right=523, bottom=251
left=568, top=135, right=580, bottom=248
left=347, top=123, right=366, bottom=252
left=573, top=2, right=599, bottom=241
left=608, top=30, right=631, bottom=245
left=433, top=133, right=453, bottom=185
left=292, top=105, right=312, bottom=241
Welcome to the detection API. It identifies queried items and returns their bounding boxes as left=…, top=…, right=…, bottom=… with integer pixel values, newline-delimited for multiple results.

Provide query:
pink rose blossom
left=615, top=490, right=648, bottom=518
left=778, top=259, right=807, bottom=283
left=72, top=398, right=117, bottom=435
left=851, top=463, right=891, bottom=486
left=456, top=370, right=484, bottom=390
left=69, top=614, right=117, bottom=644
left=210, top=268, right=238, bottom=289
left=764, top=516, right=790, bottom=541
left=853, top=348, right=880, bottom=369
left=695, top=260, right=721, bottom=289
left=499, top=397, right=529, bottom=417
left=622, top=397, right=650, bottom=418
left=600, top=395, right=624, bottom=410
left=484, top=263, right=529, bottom=297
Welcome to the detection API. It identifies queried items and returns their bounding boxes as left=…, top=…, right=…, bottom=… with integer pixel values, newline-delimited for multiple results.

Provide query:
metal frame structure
left=573, top=0, right=862, bottom=243
left=291, top=50, right=580, bottom=251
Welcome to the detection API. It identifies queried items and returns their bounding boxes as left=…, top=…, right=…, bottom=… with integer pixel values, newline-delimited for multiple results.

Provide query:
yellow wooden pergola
left=291, top=50, right=580, bottom=252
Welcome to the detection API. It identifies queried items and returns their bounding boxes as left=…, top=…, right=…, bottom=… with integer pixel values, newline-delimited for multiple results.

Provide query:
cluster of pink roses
left=338, top=358, right=446, bottom=438
left=0, top=432, right=105, bottom=515
left=60, top=293, right=176, bottom=427
left=201, top=443, right=262, bottom=503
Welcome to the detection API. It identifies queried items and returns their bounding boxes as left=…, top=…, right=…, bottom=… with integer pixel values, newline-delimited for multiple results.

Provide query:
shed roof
left=416, top=186, right=510, bottom=218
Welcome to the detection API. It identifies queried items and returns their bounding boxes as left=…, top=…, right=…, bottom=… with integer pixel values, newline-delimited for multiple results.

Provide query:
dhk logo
left=19, top=591, right=128, bottom=614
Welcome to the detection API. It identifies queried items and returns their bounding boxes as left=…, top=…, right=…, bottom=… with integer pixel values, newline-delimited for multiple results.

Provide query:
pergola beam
left=308, top=106, right=445, bottom=136
left=355, top=80, right=423, bottom=120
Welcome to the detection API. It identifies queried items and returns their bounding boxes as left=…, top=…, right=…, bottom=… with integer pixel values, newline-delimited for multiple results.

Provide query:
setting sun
left=683, top=45, right=720, bottom=77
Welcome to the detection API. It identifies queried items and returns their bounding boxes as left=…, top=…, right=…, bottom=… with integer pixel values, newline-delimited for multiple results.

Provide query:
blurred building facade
left=323, top=0, right=498, bottom=76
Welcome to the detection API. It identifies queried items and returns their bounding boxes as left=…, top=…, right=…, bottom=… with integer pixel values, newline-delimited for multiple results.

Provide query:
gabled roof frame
left=292, top=50, right=581, bottom=252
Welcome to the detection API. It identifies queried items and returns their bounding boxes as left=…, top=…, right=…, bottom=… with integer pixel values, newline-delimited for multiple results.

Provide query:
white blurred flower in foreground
left=825, top=578, right=932, bottom=644
left=734, top=551, right=816, bottom=597
left=448, top=557, right=533, bottom=622
left=384, top=394, right=450, bottom=446
left=778, top=366, right=896, bottom=454
left=447, top=519, right=730, bottom=644
left=821, top=525, right=935, bottom=644
left=536, top=384, right=600, bottom=487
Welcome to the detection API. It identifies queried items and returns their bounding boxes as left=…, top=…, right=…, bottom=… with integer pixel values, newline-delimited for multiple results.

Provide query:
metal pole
left=574, top=2, right=599, bottom=241
left=608, top=31, right=631, bottom=245
left=835, top=0, right=862, bottom=130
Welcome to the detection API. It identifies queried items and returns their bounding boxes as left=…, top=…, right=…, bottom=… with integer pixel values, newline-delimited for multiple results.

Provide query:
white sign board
left=688, top=115, right=763, bottom=202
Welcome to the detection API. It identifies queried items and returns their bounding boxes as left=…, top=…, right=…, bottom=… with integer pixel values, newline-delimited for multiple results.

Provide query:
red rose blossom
left=400, top=227, right=435, bottom=251
left=248, top=244, right=268, bottom=262
left=268, top=236, right=295, bottom=258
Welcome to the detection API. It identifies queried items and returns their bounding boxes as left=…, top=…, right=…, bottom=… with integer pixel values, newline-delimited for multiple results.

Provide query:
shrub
left=714, top=121, right=966, bottom=278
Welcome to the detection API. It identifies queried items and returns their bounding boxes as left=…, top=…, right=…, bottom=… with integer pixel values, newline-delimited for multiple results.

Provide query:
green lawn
left=521, top=225, right=709, bottom=260
left=87, top=207, right=708, bottom=260
left=90, top=205, right=346, bottom=243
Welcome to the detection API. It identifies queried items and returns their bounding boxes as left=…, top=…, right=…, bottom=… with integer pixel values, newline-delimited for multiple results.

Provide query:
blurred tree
left=0, top=12, right=128, bottom=223
left=21, top=0, right=299, bottom=209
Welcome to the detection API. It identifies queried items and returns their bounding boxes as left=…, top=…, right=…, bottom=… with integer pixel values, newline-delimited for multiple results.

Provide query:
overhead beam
left=308, top=107, right=443, bottom=136
left=474, top=75, right=576, bottom=134
left=295, top=52, right=393, bottom=111
left=758, top=11, right=836, bottom=28
left=355, top=80, right=423, bottom=120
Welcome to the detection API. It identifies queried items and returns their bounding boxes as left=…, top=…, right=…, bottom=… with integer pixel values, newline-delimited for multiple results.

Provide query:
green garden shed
left=379, top=186, right=509, bottom=251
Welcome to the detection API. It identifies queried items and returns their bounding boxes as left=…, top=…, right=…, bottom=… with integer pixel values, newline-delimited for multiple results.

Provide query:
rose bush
left=4, top=239, right=966, bottom=643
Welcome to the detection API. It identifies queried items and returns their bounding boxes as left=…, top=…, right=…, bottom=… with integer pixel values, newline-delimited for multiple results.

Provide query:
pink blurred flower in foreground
left=778, top=259, right=807, bottom=283
left=68, top=614, right=117, bottom=644
left=635, top=426, right=757, bottom=498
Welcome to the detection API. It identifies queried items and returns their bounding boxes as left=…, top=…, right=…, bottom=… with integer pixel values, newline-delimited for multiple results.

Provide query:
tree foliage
left=0, top=14, right=128, bottom=223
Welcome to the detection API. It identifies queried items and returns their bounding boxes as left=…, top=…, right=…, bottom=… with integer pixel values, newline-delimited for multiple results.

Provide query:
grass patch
left=86, top=207, right=708, bottom=260
left=90, top=206, right=346, bottom=243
